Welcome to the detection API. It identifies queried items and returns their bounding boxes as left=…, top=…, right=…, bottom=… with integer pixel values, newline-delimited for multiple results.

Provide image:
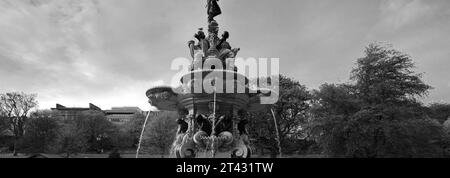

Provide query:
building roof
left=104, top=107, right=143, bottom=115
left=111, top=107, right=142, bottom=111
left=51, top=103, right=102, bottom=111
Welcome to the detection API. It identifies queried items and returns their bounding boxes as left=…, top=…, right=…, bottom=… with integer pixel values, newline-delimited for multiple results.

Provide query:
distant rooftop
left=51, top=103, right=102, bottom=111
left=111, top=107, right=142, bottom=111
left=105, top=107, right=143, bottom=115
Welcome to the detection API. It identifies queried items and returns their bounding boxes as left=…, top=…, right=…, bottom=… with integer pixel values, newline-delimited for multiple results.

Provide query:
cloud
left=0, top=0, right=170, bottom=110
left=1, top=0, right=450, bottom=110
left=378, top=0, right=435, bottom=29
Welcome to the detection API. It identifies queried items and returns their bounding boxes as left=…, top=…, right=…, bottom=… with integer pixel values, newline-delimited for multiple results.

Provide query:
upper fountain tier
left=146, top=66, right=275, bottom=113
left=146, top=6, right=274, bottom=113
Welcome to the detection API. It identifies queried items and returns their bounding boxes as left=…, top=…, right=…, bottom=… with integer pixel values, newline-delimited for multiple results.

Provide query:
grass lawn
left=0, top=153, right=325, bottom=158
left=0, top=153, right=172, bottom=158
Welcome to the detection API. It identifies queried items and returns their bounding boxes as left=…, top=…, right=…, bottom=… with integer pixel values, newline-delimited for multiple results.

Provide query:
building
left=104, top=107, right=145, bottom=125
left=51, top=103, right=102, bottom=120
left=51, top=103, right=150, bottom=125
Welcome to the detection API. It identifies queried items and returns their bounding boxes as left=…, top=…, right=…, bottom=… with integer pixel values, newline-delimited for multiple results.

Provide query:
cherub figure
left=217, top=31, right=240, bottom=61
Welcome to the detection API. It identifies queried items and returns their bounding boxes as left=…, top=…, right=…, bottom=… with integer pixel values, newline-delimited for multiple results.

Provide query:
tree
left=123, top=113, right=146, bottom=148
left=0, top=92, right=38, bottom=156
left=309, top=43, right=449, bottom=157
left=30, top=109, right=53, bottom=119
left=56, top=123, right=88, bottom=158
left=76, top=111, right=118, bottom=153
left=0, top=108, right=4, bottom=128
left=53, top=110, right=117, bottom=156
left=427, top=103, right=450, bottom=124
left=247, top=75, right=312, bottom=157
left=142, top=111, right=178, bottom=157
left=308, top=84, right=362, bottom=155
left=351, top=43, right=431, bottom=105
left=444, top=119, right=450, bottom=134
left=19, top=115, right=60, bottom=154
left=0, top=113, right=12, bottom=150
left=310, top=84, right=361, bottom=116
left=0, top=114, right=8, bottom=135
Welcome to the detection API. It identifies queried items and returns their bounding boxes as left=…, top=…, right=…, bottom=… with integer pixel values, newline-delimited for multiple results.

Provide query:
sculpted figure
left=196, top=114, right=212, bottom=135
left=206, top=0, right=222, bottom=23
left=217, top=31, right=240, bottom=61
left=214, top=115, right=232, bottom=134
left=194, top=29, right=209, bottom=56
left=189, top=29, right=208, bottom=58
left=217, top=31, right=230, bottom=50
left=176, top=119, right=189, bottom=135
left=189, top=29, right=209, bottom=70
left=238, top=119, right=249, bottom=135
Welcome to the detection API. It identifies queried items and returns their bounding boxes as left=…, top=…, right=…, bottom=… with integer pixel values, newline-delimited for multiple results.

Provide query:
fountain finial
left=207, top=0, right=222, bottom=23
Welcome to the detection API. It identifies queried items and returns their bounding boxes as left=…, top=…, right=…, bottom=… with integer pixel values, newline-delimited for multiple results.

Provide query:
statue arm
left=188, top=40, right=195, bottom=59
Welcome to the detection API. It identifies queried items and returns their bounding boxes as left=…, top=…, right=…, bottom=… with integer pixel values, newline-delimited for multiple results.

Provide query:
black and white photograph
left=0, top=0, right=450, bottom=175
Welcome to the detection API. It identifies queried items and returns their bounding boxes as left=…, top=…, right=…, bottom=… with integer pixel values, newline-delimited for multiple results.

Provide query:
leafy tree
left=123, top=113, right=146, bottom=148
left=52, top=110, right=118, bottom=156
left=309, top=43, right=449, bottom=158
left=0, top=115, right=12, bottom=150
left=0, top=115, right=8, bottom=135
left=110, top=130, right=135, bottom=150
left=351, top=43, right=431, bottom=105
left=0, top=101, right=7, bottom=131
left=247, top=75, right=312, bottom=157
left=311, top=101, right=448, bottom=157
left=106, top=113, right=146, bottom=150
left=18, top=115, right=60, bottom=154
left=308, top=84, right=361, bottom=155
left=30, top=109, right=53, bottom=119
left=310, top=84, right=361, bottom=116
left=247, top=111, right=279, bottom=157
left=444, top=119, right=450, bottom=134
left=76, top=111, right=118, bottom=153
left=56, top=123, right=88, bottom=158
left=142, top=111, right=178, bottom=157
left=427, top=103, right=450, bottom=124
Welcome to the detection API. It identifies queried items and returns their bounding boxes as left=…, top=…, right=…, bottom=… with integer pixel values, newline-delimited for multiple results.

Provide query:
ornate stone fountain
left=146, top=1, right=271, bottom=158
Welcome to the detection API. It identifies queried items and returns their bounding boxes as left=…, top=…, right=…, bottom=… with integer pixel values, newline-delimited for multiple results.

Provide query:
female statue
left=207, top=0, right=221, bottom=23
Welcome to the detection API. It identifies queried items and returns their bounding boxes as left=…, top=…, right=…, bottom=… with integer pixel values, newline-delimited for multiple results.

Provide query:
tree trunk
left=270, top=148, right=278, bottom=158
left=12, top=136, right=18, bottom=156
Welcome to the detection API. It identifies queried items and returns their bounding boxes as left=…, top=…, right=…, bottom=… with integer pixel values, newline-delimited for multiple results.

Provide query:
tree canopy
left=247, top=75, right=312, bottom=156
left=308, top=43, right=449, bottom=158
left=351, top=43, right=431, bottom=105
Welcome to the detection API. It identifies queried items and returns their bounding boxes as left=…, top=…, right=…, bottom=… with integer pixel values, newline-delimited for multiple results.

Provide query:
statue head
left=194, top=30, right=206, bottom=41
left=222, top=31, right=229, bottom=40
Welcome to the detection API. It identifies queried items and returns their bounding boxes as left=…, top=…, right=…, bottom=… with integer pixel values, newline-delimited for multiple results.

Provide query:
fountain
left=145, top=0, right=273, bottom=158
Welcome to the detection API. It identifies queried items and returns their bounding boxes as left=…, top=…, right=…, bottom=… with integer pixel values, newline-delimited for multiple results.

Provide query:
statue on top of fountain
left=188, top=0, right=240, bottom=70
left=207, top=0, right=221, bottom=23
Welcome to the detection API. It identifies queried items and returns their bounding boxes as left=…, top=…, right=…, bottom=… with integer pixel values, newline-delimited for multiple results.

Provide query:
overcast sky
left=1, top=0, right=449, bottom=111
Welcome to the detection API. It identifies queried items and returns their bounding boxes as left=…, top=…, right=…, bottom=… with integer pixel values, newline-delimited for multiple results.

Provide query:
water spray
left=136, top=110, right=152, bottom=158
left=270, top=109, right=282, bottom=158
